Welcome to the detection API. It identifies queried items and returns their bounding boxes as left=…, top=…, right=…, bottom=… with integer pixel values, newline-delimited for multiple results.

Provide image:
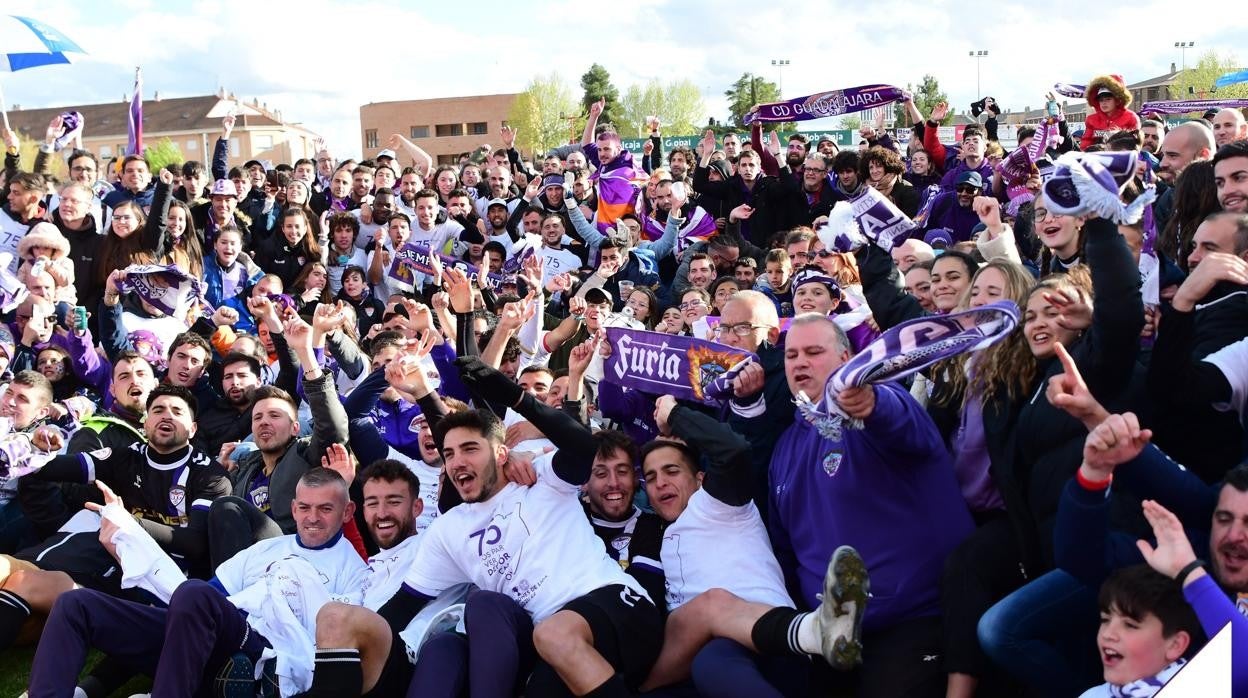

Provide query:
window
left=229, top=138, right=241, bottom=157
left=410, top=125, right=429, bottom=139
left=186, top=139, right=197, bottom=152
left=468, top=122, right=488, bottom=136
left=435, top=123, right=463, bottom=137
left=99, top=145, right=113, bottom=158
left=437, top=154, right=460, bottom=166
left=365, top=129, right=379, bottom=148
left=254, top=134, right=274, bottom=150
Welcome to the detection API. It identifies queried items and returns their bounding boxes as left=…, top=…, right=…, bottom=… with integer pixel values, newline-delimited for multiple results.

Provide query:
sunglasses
left=955, top=185, right=980, bottom=194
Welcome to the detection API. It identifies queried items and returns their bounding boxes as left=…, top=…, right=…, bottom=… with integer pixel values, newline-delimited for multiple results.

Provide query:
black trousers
left=207, top=496, right=284, bottom=568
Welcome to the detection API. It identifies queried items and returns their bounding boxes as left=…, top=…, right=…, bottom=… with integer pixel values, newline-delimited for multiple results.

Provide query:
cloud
left=4, top=0, right=1246, bottom=158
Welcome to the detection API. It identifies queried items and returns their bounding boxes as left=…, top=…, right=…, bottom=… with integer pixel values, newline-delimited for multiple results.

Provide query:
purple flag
left=388, top=242, right=504, bottom=291
left=641, top=205, right=718, bottom=254
left=118, top=263, right=203, bottom=317
left=126, top=69, right=143, bottom=157
left=797, top=301, right=1020, bottom=429
left=1139, top=98, right=1248, bottom=115
left=744, top=84, right=906, bottom=125
left=602, top=327, right=758, bottom=404
left=848, top=186, right=917, bottom=252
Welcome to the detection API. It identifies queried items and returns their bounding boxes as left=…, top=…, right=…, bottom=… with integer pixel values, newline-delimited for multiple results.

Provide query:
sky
left=3, top=0, right=1247, bottom=157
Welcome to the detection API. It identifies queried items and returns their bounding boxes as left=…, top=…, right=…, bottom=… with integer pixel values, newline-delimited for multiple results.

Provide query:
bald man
left=1156, top=122, right=1217, bottom=232
left=1212, top=108, right=1248, bottom=148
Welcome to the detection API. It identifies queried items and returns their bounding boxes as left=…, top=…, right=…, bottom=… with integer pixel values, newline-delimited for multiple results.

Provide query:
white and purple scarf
left=1107, top=658, right=1186, bottom=697
left=119, top=263, right=205, bottom=318
left=641, top=205, right=718, bottom=254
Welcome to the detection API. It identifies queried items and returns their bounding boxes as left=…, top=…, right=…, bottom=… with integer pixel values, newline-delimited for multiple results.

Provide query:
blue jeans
left=0, top=498, right=32, bottom=554
left=977, top=569, right=1101, bottom=697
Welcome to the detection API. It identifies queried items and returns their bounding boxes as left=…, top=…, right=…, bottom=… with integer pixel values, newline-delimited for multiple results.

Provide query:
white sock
left=795, top=612, right=820, bottom=654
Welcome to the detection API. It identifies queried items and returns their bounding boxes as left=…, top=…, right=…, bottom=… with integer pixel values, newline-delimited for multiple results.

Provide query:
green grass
left=0, top=646, right=152, bottom=697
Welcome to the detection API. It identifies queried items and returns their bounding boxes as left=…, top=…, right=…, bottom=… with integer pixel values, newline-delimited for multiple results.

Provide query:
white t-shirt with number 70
left=401, top=452, right=648, bottom=622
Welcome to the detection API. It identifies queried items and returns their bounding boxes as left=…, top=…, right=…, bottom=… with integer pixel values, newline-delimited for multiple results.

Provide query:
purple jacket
left=768, top=383, right=973, bottom=632
left=938, top=159, right=994, bottom=193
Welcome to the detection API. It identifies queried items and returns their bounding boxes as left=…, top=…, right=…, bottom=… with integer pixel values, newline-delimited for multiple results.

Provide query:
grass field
left=0, top=646, right=152, bottom=697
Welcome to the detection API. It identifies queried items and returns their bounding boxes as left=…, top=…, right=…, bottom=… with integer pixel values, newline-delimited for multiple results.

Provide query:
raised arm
left=662, top=400, right=753, bottom=506
left=581, top=99, right=603, bottom=146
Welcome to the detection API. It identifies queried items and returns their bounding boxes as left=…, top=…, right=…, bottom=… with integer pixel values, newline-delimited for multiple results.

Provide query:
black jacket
left=987, top=218, right=1144, bottom=576
left=692, top=166, right=790, bottom=247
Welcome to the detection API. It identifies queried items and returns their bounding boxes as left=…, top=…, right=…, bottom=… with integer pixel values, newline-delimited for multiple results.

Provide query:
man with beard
left=582, top=430, right=666, bottom=607
left=293, top=360, right=662, bottom=697
left=395, top=167, right=422, bottom=219
left=1, top=172, right=47, bottom=273
left=1215, top=141, right=1248, bottom=214
left=213, top=312, right=350, bottom=565
left=195, top=352, right=265, bottom=458
left=473, top=165, right=519, bottom=218
left=693, top=134, right=788, bottom=244
left=0, top=384, right=230, bottom=650
left=921, top=171, right=986, bottom=243
left=1141, top=120, right=1166, bottom=156
left=354, top=187, right=395, bottom=250
left=1155, top=122, right=1216, bottom=232
left=483, top=198, right=523, bottom=260
left=667, top=145, right=695, bottom=185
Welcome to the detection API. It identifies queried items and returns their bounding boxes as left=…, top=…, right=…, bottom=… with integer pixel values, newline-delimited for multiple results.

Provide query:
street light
left=1175, top=41, right=1195, bottom=70
left=969, top=50, right=989, bottom=100
left=771, top=59, right=790, bottom=98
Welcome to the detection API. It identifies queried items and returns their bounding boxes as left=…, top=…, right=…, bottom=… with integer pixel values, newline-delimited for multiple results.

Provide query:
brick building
left=359, top=93, right=518, bottom=166
left=3, top=88, right=321, bottom=168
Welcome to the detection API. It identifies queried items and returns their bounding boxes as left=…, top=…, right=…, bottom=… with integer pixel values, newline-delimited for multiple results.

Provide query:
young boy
left=1080, top=564, right=1202, bottom=697
left=761, top=249, right=794, bottom=317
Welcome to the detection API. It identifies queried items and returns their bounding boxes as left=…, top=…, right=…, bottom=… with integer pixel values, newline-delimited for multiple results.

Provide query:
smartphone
left=1046, top=101, right=1059, bottom=118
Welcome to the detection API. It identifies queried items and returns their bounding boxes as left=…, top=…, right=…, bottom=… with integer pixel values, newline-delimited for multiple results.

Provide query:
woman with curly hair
left=860, top=145, right=920, bottom=217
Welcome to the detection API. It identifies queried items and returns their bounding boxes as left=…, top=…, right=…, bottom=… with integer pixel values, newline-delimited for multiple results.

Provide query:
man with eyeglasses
left=793, top=154, right=844, bottom=227
left=50, top=181, right=104, bottom=310
left=712, top=290, right=792, bottom=513
left=919, top=171, right=984, bottom=243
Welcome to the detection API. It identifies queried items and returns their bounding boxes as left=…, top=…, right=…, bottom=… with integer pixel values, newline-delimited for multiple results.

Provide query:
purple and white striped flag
left=126, top=68, right=143, bottom=156
left=118, top=263, right=204, bottom=318
left=798, top=300, right=1020, bottom=429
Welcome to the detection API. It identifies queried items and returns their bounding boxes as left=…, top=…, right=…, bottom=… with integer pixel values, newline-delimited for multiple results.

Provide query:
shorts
left=15, top=531, right=124, bottom=595
left=362, top=629, right=416, bottom=698
left=558, top=583, right=662, bottom=688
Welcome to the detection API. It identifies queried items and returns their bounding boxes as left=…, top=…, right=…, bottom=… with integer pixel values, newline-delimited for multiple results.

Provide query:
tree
left=509, top=72, right=580, bottom=156
left=1171, top=50, right=1248, bottom=104
left=580, top=63, right=621, bottom=128
left=724, top=72, right=783, bottom=130
left=838, top=116, right=862, bottom=131
left=893, top=74, right=951, bottom=125
left=618, top=79, right=707, bottom=136
left=143, top=138, right=184, bottom=173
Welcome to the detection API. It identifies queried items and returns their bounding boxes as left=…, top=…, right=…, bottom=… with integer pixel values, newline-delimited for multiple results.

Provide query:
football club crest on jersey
left=610, top=534, right=631, bottom=552
left=364, top=306, right=375, bottom=317
left=169, top=485, right=186, bottom=509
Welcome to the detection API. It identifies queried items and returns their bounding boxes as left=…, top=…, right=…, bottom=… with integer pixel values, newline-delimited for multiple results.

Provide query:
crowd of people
left=0, top=74, right=1245, bottom=698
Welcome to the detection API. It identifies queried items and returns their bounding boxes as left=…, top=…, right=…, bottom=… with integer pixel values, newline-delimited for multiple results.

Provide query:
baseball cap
left=486, top=198, right=508, bottom=210
left=1096, top=87, right=1114, bottom=98
left=377, top=149, right=397, bottom=161
left=584, top=287, right=613, bottom=306
left=210, top=179, right=238, bottom=198
left=955, top=171, right=984, bottom=189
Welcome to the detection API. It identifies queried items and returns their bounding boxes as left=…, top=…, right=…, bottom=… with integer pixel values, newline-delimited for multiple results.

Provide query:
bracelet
left=1175, top=559, right=1205, bottom=587
left=1075, top=468, right=1112, bottom=491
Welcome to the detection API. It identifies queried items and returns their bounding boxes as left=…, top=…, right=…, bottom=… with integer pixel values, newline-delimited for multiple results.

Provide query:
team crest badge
left=169, top=486, right=186, bottom=509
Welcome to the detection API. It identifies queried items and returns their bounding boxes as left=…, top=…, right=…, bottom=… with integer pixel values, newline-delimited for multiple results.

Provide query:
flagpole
left=0, top=81, right=10, bottom=132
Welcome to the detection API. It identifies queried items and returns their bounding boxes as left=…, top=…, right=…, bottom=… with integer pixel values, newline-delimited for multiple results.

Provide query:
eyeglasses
left=679, top=299, right=706, bottom=310
left=1033, top=208, right=1055, bottom=222
left=714, top=323, right=773, bottom=337
left=955, top=185, right=980, bottom=194
left=70, top=166, right=95, bottom=173
left=814, top=249, right=836, bottom=259
left=113, top=214, right=136, bottom=222
left=805, top=167, right=827, bottom=174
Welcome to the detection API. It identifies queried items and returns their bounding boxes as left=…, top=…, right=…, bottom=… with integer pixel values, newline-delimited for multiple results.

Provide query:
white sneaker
left=814, top=545, right=869, bottom=670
